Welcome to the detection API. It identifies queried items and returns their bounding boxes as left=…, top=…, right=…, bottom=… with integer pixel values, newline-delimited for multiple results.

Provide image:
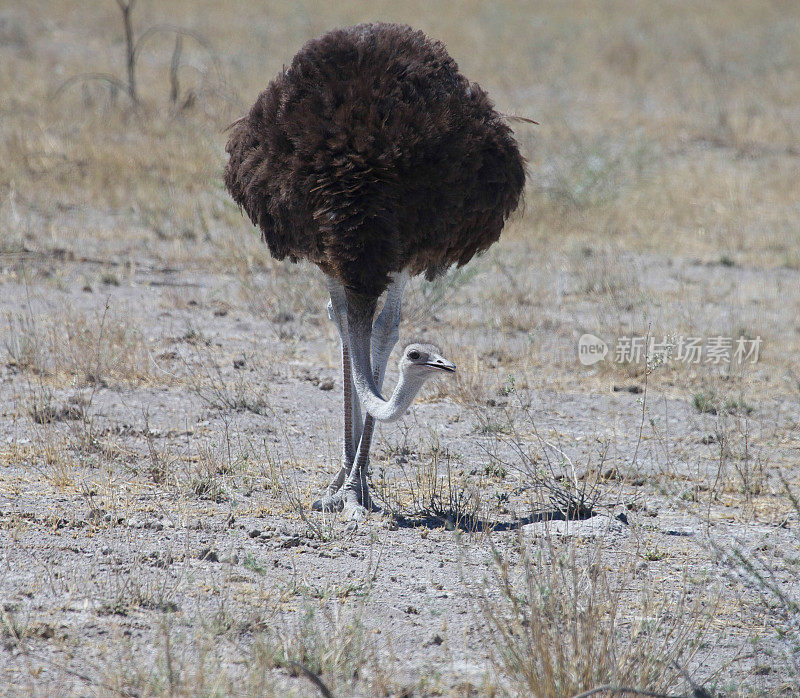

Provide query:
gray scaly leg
left=342, top=272, right=407, bottom=518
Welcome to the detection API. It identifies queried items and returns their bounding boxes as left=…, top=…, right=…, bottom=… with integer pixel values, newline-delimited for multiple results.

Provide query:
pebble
left=198, top=548, right=219, bottom=563
left=425, top=633, right=444, bottom=646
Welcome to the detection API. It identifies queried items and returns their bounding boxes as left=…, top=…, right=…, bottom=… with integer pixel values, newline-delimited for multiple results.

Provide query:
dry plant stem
left=289, top=661, right=334, bottom=698
left=706, top=431, right=726, bottom=532
left=116, top=0, right=137, bottom=102
left=569, top=688, right=686, bottom=698
left=169, top=34, right=182, bottom=105
left=55, top=2, right=220, bottom=109
left=630, top=325, right=650, bottom=469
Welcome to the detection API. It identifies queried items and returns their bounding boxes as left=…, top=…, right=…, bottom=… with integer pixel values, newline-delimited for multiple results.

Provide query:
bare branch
left=51, top=73, right=133, bottom=101
left=133, top=24, right=222, bottom=76
left=117, top=0, right=138, bottom=103
left=290, top=661, right=334, bottom=698
left=169, top=34, right=183, bottom=104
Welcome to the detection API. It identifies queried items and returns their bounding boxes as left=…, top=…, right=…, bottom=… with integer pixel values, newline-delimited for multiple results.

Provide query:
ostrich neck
left=347, top=301, right=424, bottom=422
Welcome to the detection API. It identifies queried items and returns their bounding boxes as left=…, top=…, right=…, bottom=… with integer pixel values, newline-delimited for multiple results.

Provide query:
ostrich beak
left=426, top=355, right=456, bottom=373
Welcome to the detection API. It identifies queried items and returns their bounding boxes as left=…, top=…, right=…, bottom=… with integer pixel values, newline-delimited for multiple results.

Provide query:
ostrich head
left=399, top=343, right=456, bottom=381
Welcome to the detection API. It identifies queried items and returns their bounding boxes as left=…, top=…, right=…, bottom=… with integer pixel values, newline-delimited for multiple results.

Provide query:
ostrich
left=225, top=23, right=525, bottom=518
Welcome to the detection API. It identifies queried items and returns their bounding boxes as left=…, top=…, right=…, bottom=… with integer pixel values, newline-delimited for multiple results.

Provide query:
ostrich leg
left=313, top=273, right=407, bottom=515
left=313, top=293, right=363, bottom=507
left=345, top=273, right=407, bottom=515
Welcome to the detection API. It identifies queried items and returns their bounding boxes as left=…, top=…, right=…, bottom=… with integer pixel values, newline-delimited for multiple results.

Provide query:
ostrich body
left=225, top=23, right=525, bottom=518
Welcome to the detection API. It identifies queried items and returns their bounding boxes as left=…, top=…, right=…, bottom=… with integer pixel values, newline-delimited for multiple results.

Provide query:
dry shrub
left=479, top=532, right=710, bottom=697
left=713, top=481, right=800, bottom=691
left=377, top=443, right=489, bottom=530
left=5, top=305, right=153, bottom=388
left=101, top=602, right=399, bottom=697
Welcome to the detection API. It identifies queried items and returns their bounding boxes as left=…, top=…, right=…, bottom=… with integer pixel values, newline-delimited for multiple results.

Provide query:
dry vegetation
left=1, top=0, right=800, bottom=695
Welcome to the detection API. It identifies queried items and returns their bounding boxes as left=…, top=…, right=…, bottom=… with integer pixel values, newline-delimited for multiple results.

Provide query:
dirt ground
left=1, top=1, right=800, bottom=696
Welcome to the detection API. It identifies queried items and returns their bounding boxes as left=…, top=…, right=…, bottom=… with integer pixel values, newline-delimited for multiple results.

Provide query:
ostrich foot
left=312, top=491, right=345, bottom=512
left=311, top=484, right=381, bottom=517
left=343, top=501, right=368, bottom=523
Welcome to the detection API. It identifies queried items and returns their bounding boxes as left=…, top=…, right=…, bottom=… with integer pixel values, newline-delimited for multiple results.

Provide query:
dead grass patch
left=5, top=303, right=155, bottom=388
left=479, top=531, right=712, bottom=697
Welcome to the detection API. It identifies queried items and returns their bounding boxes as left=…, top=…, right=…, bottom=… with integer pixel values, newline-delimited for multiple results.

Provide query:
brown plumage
left=224, top=22, right=525, bottom=298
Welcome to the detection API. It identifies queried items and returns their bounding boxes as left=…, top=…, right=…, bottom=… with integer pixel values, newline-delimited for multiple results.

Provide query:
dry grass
left=479, top=532, right=711, bottom=697
left=5, top=301, right=154, bottom=389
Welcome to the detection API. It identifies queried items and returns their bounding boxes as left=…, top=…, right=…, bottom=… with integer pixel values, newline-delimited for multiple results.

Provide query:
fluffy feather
left=224, top=22, right=526, bottom=298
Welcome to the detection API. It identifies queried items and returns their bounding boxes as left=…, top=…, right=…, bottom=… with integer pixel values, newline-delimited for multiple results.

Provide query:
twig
left=290, top=661, right=334, bottom=698
left=116, top=0, right=138, bottom=102
left=672, top=660, right=714, bottom=698
left=51, top=73, right=134, bottom=102
left=133, top=24, right=222, bottom=73
left=630, top=324, right=651, bottom=468
left=169, top=34, right=183, bottom=105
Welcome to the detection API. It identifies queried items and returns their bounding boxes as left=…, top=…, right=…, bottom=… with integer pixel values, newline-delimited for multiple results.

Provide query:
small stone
left=319, top=378, right=334, bottom=391
left=665, top=528, right=694, bottom=537
left=280, top=536, right=301, bottom=549
left=198, top=548, right=219, bottom=562
left=233, top=357, right=246, bottom=370
left=612, top=384, right=643, bottom=394
left=150, top=521, right=164, bottom=531
left=404, top=605, right=419, bottom=615
left=425, top=633, right=444, bottom=646
left=248, top=529, right=261, bottom=538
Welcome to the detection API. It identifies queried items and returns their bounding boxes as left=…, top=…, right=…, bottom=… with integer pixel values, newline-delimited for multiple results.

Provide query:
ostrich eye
left=408, top=350, right=421, bottom=360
